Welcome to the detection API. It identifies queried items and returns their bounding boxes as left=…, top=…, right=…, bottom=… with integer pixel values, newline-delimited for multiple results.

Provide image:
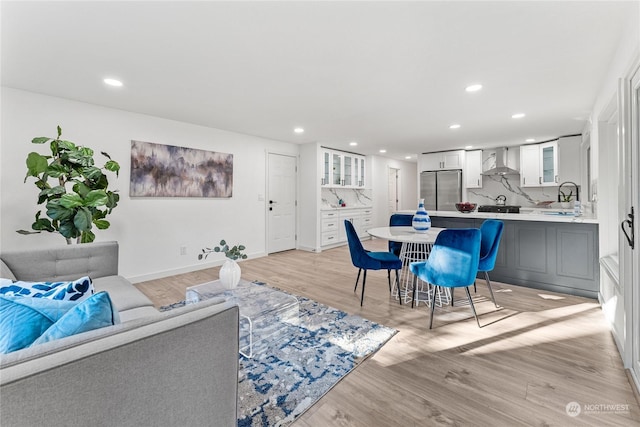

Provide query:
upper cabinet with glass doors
left=320, top=148, right=366, bottom=188
left=520, top=141, right=558, bottom=187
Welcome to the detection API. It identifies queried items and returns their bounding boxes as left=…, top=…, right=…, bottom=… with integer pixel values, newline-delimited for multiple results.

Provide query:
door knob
left=269, top=200, right=277, bottom=204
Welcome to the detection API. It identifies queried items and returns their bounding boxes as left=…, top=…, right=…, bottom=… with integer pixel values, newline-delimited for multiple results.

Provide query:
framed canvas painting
left=130, top=140, right=233, bottom=197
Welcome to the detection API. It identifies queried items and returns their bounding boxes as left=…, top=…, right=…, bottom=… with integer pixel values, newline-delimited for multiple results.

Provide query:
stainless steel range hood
left=481, top=147, right=520, bottom=176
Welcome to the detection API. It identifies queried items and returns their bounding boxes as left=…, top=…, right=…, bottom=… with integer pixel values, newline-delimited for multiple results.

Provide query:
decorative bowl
left=455, top=202, right=477, bottom=213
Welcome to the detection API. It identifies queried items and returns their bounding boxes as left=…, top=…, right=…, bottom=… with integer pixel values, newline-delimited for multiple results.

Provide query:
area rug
left=160, top=282, right=397, bottom=427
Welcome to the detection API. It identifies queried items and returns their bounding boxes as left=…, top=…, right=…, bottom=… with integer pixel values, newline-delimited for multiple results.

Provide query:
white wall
left=1, top=88, right=298, bottom=281
left=370, top=156, right=417, bottom=227
left=587, top=7, right=639, bottom=361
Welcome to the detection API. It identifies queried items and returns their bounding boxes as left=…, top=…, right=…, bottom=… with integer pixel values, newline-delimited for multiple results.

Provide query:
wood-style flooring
left=135, top=239, right=640, bottom=426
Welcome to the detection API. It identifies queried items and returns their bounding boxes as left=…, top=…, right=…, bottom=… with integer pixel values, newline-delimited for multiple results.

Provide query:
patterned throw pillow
left=0, top=276, right=94, bottom=302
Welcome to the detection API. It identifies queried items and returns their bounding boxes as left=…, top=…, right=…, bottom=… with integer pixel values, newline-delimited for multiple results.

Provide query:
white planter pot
left=219, top=259, right=241, bottom=289
left=561, top=201, right=572, bottom=209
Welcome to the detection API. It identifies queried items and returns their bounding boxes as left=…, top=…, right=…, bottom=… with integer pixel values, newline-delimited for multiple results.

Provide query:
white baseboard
left=127, top=251, right=267, bottom=283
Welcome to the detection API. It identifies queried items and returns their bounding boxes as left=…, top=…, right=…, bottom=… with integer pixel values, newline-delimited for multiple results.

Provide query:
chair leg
left=387, top=269, right=391, bottom=292
left=465, top=287, right=480, bottom=327
left=484, top=271, right=499, bottom=308
left=354, top=268, right=362, bottom=293
left=473, top=281, right=477, bottom=293
left=396, top=270, right=402, bottom=305
left=360, top=270, right=367, bottom=306
left=411, top=275, right=417, bottom=308
left=429, top=284, right=438, bottom=329
left=450, top=288, right=454, bottom=306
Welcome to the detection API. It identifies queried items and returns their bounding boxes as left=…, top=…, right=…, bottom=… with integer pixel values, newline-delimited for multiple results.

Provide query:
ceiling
left=1, top=1, right=634, bottom=161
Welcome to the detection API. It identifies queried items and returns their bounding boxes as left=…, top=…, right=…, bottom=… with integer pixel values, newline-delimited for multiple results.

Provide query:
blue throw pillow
left=0, top=276, right=94, bottom=302
left=31, top=291, right=120, bottom=347
left=0, top=295, right=76, bottom=354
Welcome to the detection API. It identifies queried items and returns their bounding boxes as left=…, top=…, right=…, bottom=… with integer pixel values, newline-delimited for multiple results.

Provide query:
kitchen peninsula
left=395, top=210, right=599, bottom=298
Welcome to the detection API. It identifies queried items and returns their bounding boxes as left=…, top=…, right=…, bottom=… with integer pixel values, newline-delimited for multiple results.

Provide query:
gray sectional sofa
left=0, top=241, right=239, bottom=427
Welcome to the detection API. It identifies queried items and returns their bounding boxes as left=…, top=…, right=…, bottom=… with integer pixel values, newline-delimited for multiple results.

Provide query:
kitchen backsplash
left=321, top=188, right=372, bottom=208
left=466, top=175, right=584, bottom=210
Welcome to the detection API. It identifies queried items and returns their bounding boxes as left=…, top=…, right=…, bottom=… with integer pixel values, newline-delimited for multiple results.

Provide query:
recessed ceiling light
left=449, top=124, right=461, bottom=129
left=294, top=127, right=304, bottom=134
left=405, top=156, right=412, bottom=159
left=379, top=149, right=387, bottom=153
left=103, top=78, right=123, bottom=87
left=349, top=142, right=358, bottom=146
left=526, top=138, right=536, bottom=142
left=465, top=145, right=473, bottom=149
left=511, top=113, right=525, bottom=119
left=465, top=84, right=483, bottom=92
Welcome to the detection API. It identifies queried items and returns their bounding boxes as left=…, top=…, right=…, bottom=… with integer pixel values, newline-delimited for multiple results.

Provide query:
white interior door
left=628, top=65, right=640, bottom=385
left=388, top=167, right=399, bottom=216
left=267, top=153, right=297, bottom=254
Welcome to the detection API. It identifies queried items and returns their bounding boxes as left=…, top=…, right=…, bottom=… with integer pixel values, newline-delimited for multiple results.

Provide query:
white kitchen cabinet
left=464, top=150, right=483, bottom=188
left=520, top=141, right=558, bottom=187
left=320, top=148, right=366, bottom=188
left=420, top=150, right=465, bottom=171
left=557, top=135, right=581, bottom=185
left=321, top=208, right=371, bottom=247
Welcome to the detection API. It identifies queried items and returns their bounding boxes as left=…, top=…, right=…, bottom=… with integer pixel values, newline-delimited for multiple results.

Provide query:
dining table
left=366, top=226, right=449, bottom=307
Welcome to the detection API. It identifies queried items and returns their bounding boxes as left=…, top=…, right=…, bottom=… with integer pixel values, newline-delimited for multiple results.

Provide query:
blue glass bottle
left=412, top=198, right=431, bottom=233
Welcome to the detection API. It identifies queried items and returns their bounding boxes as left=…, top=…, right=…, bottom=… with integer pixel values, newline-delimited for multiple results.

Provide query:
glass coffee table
left=185, top=279, right=299, bottom=358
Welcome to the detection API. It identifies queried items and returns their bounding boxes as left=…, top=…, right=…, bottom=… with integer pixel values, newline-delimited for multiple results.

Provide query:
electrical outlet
left=180, top=246, right=187, bottom=256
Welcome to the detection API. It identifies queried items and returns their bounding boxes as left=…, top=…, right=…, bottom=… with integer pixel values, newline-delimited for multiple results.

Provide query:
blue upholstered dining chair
left=409, top=228, right=482, bottom=328
left=388, top=213, right=413, bottom=256
left=344, top=220, right=403, bottom=306
left=477, top=219, right=504, bottom=308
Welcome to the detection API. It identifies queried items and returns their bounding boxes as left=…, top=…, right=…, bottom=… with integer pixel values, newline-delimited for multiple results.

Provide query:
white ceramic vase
left=561, top=201, right=572, bottom=210
left=412, top=198, right=431, bottom=233
left=219, top=258, right=241, bottom=289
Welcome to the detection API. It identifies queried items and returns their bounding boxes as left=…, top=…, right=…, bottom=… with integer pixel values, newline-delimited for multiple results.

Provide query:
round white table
left=367, top=226, right=449, bottom=307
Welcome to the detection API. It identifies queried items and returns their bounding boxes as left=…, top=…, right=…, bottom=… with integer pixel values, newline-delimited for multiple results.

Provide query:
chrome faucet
left=557, top=181, right=580, bottom=202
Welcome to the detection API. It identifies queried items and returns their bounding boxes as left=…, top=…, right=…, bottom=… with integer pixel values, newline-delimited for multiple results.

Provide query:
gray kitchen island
left=394, top=210, right=599, bottom=299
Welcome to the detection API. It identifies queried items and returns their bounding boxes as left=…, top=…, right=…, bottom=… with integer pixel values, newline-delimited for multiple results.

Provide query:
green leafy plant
left=199, top=240, right=247, bottom=261
left=17, top=126, right=120, bottom=244
left=560, top=190, right=573, bottom=202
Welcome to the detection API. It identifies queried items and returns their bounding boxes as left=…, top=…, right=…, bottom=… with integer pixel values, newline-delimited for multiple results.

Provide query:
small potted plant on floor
left=199, top=240, right=247, bottom=288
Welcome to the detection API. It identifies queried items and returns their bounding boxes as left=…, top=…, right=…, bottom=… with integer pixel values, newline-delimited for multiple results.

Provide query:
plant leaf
left=57, top=219, right=78, bottom=238
left=93, top=219, right=110, bottom=230
left=60, top=193, right=84, bottom=208
left=57, top=140, right=76, bottom=151
left=80, top=229, right=96, bottom=243
left=73, top=207, right=92, bottom=231
left=25, top=152, right=48, bottom=179
left=101, top=151, right=112, bottom=160
left=72, top=181, right=91, bottom=197
left=46, top=200, right=74, bottom=220
left=104, top=160, right=120, bottom=176
left=82, top=166, right=103, bottom=181
left=57, top=125, right=62, bottom=138
left=46, top=163, right=69, bottom=178
left=84, top=189, right=108, bottom=207
left=32, top=137, right=50, bottom=144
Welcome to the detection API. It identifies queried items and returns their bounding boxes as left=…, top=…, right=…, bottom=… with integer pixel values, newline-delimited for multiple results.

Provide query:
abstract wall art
left=130, top=140, right=233, bottom=197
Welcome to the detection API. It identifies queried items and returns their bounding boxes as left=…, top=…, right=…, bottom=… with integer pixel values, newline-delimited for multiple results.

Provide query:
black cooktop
left=477, top=205, right=521, bottom=213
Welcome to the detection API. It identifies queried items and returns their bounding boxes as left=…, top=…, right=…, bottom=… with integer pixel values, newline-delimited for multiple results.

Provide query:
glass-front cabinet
left=520, top=141, right=558, bottom=187
left=320, top=148, right=366, bottom=188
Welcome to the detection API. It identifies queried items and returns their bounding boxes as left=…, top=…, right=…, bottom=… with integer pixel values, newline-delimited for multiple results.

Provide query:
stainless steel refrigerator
left=419, top=170, right=462, bottom=211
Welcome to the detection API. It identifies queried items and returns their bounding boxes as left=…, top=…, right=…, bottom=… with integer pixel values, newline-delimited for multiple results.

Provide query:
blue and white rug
left=161, top=282, right=397, bottom=427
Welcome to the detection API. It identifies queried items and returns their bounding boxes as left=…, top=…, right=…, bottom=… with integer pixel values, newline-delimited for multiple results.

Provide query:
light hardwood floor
left=135, top=239, right=640, bottom=426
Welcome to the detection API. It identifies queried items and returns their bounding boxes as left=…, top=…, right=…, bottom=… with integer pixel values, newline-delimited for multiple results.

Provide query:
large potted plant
left=18, top=126, right=120, bottom=244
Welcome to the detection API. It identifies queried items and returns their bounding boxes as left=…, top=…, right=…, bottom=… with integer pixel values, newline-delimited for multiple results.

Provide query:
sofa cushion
left=31, top=292, right=120, bottom=347
left=0, top=276, right=94, bottom=302
left=0, top=295, right=76, bottom=354
left=1, top=260, right=16, bottom=281
left=93, top=276, right=154, bottom=312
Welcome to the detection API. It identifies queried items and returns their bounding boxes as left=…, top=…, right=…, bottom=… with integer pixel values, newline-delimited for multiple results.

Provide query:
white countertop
left=321, top=205, right=373, bottom=211
left=395, top=209, right=598, bottom=224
